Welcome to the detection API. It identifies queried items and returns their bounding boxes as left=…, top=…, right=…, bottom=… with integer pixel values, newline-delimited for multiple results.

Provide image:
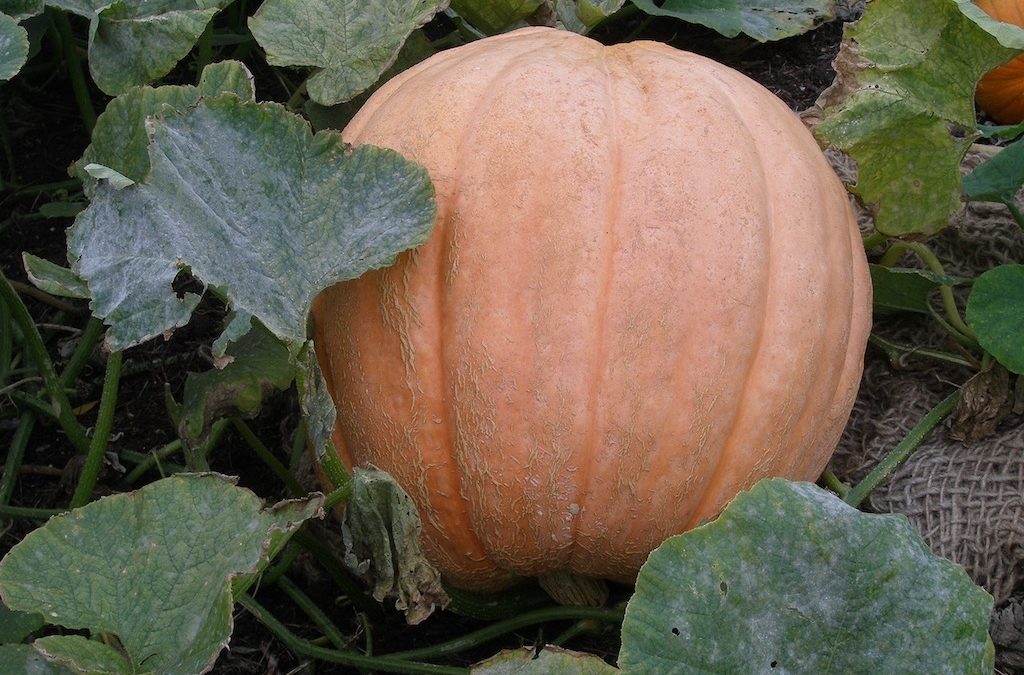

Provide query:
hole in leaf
left=671, top=627, right=680, bottom=636
left=719, top=580, right=728, bottom=594
left=770, top=660, right=778, bottom=668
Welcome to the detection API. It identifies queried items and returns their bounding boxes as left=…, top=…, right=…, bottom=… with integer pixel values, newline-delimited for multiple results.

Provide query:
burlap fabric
left=826, top=148, right=1024, bottom=667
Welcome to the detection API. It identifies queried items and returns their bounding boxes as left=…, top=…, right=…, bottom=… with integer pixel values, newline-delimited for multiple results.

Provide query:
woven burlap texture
left=828, top=148, right=1024, bottom=607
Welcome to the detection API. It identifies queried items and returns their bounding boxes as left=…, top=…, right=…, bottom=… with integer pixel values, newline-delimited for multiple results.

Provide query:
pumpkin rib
left=434, top=43, right=560, bottom=584
left=568, top=45, right=626, bottom=565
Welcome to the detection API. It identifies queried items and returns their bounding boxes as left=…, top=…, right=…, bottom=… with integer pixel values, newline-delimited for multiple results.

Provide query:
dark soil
left=0, top=11, right=845, bottom=674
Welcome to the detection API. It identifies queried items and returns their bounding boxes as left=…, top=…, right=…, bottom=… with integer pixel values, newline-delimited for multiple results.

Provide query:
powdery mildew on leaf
left=630, top=0, right=836, bottom=42
left=67, top=94, right=435, bottom=353
left=0, top=11, right=27, bottom=81
left=48, top=0, right=234, bottom=95
left=249, top=0, right=448, bottom=105
left=619, top=479, right=994, bottom=674
left=0, top=474, right=323, bottom=674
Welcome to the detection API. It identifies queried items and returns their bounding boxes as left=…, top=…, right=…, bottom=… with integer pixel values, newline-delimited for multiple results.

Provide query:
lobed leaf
left=72, top=60, right=255, bottom=194
left=814, top=0, right=1024, bottom=235
left=619, top=479, right=994, bottom=674
left=0, top=474, right=323, bottom=675
left=450, top=0, right=543, bottom=33
left=631, top=0, right=836, bottom=41
left=67, top=94, right=436, bottom=354
left=48, top=0, right=233, bottom=95
left=22, top=253, right=90, bottom=300
left=0, top=1, right=43, bottom=21
left=0, top=11, right=27, bottom=81
left=966, top=264, right=1024, bottom=374
left=32, top=636, right=131, bottom=674
left=175, top=322, right=294, bottom=446
left=249, top=0, right=447, bottom=106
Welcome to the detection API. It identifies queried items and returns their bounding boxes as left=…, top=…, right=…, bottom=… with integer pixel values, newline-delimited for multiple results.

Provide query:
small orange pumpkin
left=313, top=27, right=872, bottom=594
left=976, top=0, right=1024, bottom=123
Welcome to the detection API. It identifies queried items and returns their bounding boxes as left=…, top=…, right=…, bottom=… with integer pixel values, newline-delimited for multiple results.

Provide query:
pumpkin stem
left=537, top=571, right=609, bottom=607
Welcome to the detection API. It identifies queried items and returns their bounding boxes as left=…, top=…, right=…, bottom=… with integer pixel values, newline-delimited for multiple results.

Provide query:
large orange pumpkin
left=313, top=27, right=872, bottom=595
left=976, top=0, right=1024, bottom=123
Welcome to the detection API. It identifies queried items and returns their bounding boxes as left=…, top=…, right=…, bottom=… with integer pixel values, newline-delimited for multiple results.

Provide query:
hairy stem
left=845, top=389, right=960, bottom=508
left=70, top=350, right=123, bottom=508
left=0, top=267, right=90, bottom=453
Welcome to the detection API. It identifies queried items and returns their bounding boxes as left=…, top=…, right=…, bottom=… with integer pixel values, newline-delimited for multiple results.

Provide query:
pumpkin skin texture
left=313, top=27, right=872, bottom=593
left=976, top=0, right=1024, bottom=123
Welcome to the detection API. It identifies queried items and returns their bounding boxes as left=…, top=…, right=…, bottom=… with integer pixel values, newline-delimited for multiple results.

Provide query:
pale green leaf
left=0, top=474, right=323, bottom=675
left=48, top=0, right=232, bottom=95
left=450, top=0, right=543, bottom=33
left=815, top=0, right=1024, bottom=235
left=967, top=264, right=1024, bottom=374
left=0, top=12, right=28, bottom=81
left=22, top=253, right=90, bottom=299
left=619, top=479, right=994, bottom=674
left=67, top=95, right=436, bottom=353
left=343, top=466, right=448, bottom=624
left=249, top=0, right=447, bottom=105
left=631, top=0, right=836, bottom=41
left=304, top=30, right=435, bottom=132
left=0, top=645, right=76, bottom=675
left=0, top=1, right=43, bottom=21
left=73, top=60, right=255, bottom=193
left=176, top=322, right=294, bottom=445
left=472, top=646, right=617, bottom=674
left=963, top=139, right=1024, bottom=204
left=0, top=599, right=43, bottom=643
left=32, top=636, right=131, bottom=675
left=83, top=163, right=134, bottom=189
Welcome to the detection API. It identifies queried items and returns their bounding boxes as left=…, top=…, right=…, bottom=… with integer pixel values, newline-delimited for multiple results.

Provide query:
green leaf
left=249, top=0, right=447, bottom=106
left=32, top=636, right=131, bottom=675
left=0, top=600, right=43, bottom=643
left=619, top=479, right=994, bottom=674
left=73, top=60, right=255, bottom=194
left=304, top=30, right=435, bottom=133
left=22, top=253, right=90, bottom=300
left=67, top=94, right=436, bottom=353
left=966, top=264, right=1024, bottom=374
left=0, top=11, right=28, bottom=81
left=176, top=322, right=294, bottom=446
left=0, top=474, right=323, bottom=675
left=0, top=644, right=76, bottom=675
left=449, top=0, right=543, bottom=33
left=343, top=466, right=448, bottom=625
left=815, top=0, right=1024, bottom=235
left=46, top=0, right=233, bottom=95
left=472, top=646, right=618, bottom=674
left=0, top=1, right=43, bottom=21
left=630, top=0, right=836, bottom=41
left=869, top=264, right=967, bottom=314
left=963, top=139, right=1024, bottom=204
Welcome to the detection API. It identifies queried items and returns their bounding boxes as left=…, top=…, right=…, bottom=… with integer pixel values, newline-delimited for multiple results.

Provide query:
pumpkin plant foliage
left=0, top=475, right=324, bottom=675
left=813, top=0, right=1024, bottom=236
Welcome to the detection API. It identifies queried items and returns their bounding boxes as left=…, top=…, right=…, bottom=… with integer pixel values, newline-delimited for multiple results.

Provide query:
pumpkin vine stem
left=238, top=592, right=468, bottom=674
left=48, top=8, right=97, bottom=133
left=275, top=575, right=352, bottom=651
left=231, top=417, right=307, bottom=496
left=0, top=413, right=35, bottom=506
left=878, top=240, right=976, bottom=343
left=121, top=439, right=184, bottom=485
left=844, top=389, right=960, bottom=508
left=381, top=605, right=626, bottom=662
left=0, top=266, right=90, bottom=454
left=70, top=349, right=123, bottom=508
left=867, top=333, right=978, bottom=370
